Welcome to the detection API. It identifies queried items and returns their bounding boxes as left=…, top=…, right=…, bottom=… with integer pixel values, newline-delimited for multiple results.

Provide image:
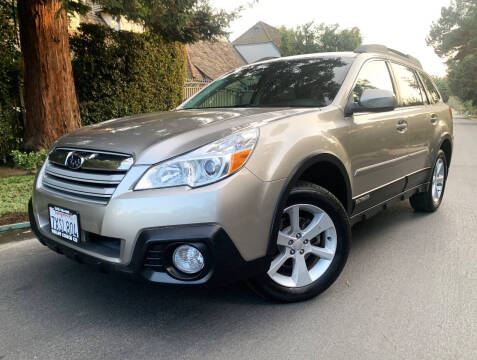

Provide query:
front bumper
left=30, top=164, right=284, bottom=285
left=29, top=200, right=268, bottom=285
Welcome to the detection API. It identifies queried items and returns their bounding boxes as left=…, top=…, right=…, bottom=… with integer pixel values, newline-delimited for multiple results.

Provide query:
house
left=232, top=21, right=282, bottom=64
left=69, top=1, right=143, bottom=33
left=186, top=37, right=246, bottom=82
left=184, top=37, right=246, bottom=99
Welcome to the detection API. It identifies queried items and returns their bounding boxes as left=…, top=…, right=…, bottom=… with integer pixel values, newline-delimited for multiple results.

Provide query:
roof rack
left=354, top=44, right=422, bottom=69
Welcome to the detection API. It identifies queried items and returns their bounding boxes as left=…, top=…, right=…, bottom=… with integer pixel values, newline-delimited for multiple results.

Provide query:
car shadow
left=24, top=201, right=434, bottom=315
left=4, top=199, right=441, bottom=356
left=352, top=201, right=430, bottom=239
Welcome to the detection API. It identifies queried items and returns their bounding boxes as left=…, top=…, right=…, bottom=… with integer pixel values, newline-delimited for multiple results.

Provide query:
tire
left=249, top=181, right=351, bottom=302
left=410, top=150, right=448, bottom=212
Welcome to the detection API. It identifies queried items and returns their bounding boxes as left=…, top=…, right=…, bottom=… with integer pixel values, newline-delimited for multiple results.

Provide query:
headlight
left=134, top=128, right=259, bottom=190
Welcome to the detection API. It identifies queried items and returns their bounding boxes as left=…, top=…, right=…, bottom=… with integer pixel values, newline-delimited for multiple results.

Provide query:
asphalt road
left=1, top=117, right=476, bottom=360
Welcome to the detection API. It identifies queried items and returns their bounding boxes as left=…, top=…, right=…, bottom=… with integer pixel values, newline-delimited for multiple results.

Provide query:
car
left=29, top=44, right=453, bottom=302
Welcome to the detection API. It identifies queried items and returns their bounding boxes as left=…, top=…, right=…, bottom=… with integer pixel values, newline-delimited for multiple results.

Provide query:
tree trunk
left=18, top=0, right=80, bottom=151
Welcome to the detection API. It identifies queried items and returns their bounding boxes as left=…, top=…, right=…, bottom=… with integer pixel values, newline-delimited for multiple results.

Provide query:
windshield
left=182, top=56, right=354, bottom=109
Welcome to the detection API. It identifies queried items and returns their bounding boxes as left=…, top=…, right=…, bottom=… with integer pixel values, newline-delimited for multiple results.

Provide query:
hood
left=55, top=108, right=315, bottom=165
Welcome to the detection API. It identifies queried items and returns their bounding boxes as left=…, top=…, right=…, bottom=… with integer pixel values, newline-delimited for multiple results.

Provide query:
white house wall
left=234, top=42, right=281, bottom=64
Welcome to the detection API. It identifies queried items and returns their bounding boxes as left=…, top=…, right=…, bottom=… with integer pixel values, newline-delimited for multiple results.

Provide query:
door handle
left=396, top=120, right=408, bottom=133
left=430, top=114, right=438, bottom=124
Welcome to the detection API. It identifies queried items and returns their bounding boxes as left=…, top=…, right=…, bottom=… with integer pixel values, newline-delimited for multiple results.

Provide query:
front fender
left=245, top=108, right=352, bottom=185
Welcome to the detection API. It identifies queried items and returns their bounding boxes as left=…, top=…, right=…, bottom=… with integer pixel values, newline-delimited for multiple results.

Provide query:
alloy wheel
left=432, top=158, right=445, bottom=203
left=267, top=204, right=337, bottom=288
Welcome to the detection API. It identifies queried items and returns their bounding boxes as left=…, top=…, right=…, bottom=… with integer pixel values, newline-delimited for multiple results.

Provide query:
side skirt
left=350, top=183, right=429, bottom=226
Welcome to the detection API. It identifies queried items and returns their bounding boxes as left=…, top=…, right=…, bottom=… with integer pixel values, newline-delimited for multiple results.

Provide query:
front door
left=342, top=60, right=409, bottom=214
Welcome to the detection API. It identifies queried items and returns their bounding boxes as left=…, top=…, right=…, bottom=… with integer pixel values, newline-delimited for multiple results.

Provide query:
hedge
left=70, top=24, right=187, bottom=126
left=0, top=1, right=23, bottom=163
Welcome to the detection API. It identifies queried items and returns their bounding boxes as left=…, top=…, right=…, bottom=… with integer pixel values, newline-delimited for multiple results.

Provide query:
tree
left=427, top=0, right=477, bottom=106
left=94, top=0, right=238, bottom=43
left=279, top=22, right=362, bottom=57
left=17, top=0, right=241, bottom=150
left=18, top=0, right=81, bottom=150
left=431, top=76, right=450, bottom=103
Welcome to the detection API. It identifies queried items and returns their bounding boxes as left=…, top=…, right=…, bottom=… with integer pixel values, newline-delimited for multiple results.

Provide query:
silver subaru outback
left=30, top=44, right=453, bottom=302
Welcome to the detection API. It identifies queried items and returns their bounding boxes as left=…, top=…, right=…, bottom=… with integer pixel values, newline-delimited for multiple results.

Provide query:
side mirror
left=345, top=89, right=397, bottom=116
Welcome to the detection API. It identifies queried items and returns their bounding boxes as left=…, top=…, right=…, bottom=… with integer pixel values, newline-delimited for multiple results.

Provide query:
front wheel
left=250, top=182, right=351, bottom=302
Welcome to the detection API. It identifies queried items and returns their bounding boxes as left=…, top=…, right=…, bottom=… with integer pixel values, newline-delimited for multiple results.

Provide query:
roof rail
left=354, top=44, right=422, bottom=69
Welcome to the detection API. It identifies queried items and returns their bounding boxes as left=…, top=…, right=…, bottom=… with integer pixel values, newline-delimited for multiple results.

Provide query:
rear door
left=418, top=71, right=451, bottom=160
left=389, top=63, right=431, bottom=188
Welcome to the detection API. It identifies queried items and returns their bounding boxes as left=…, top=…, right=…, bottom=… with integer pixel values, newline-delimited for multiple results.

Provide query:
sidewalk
left=0, top=228, right=34, bottom=246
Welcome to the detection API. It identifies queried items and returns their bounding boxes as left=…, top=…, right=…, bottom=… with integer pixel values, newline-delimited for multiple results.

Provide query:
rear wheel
left=410, top=150, right=448, bottom=212
left=250, top=182, right=351, bottom=302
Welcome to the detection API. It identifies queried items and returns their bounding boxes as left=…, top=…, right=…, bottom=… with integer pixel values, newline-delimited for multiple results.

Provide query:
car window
left=416, top=73, right=430, bottom=104
left=392, top=63, right=424, bottom=106
left=420, top=72, right=441, bottom=104
left=352, top=60, right=395, bottom=103
left=182, top=57, right=354, bottom=109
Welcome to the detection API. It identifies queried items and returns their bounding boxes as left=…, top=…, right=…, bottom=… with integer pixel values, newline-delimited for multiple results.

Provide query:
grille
left=143, top=244, right=168, bottom=271
left=42, top=148, right=134, bottom=205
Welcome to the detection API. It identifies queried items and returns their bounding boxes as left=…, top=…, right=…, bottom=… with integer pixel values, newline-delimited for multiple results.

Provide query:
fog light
left=172, top=245, right=205, bottom=274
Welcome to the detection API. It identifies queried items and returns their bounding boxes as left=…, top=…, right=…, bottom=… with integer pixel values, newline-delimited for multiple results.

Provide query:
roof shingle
left=186, top=38, right=246, bottom=81
left=232, top=21, right=281, bottom=48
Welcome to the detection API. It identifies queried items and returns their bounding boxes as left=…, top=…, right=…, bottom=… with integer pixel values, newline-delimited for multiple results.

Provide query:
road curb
left=0, top=222, right=31, bottom=233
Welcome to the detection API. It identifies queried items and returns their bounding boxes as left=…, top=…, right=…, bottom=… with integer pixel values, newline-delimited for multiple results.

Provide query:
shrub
left=70, top=24, right=186, bottom=126
left=10, top=150, right=48, bottom=172
left=448, top=96, right=477, bottom=116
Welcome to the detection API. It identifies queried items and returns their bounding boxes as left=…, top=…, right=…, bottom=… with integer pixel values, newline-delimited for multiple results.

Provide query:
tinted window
left=416, top=74, right=430, bottom=104
left=183, top=57, right=353, bottom=109
left=420, top=72, right=441, bottom=103
left=392, top=63, right=424, bottom=106
left=352, top=60, right=395, bottom=103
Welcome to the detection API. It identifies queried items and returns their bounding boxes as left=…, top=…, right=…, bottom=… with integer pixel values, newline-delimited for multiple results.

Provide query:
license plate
left=48, top=205, right=80, bottom=243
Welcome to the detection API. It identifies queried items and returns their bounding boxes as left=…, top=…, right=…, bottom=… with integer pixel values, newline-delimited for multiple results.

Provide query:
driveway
left=0, top=117, right=476, bottom=359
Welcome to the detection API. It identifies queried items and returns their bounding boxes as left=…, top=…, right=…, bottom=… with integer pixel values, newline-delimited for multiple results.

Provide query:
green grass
left=0, top=175, right=35, bottom=217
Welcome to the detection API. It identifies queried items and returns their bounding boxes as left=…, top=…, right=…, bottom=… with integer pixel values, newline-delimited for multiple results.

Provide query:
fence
left=183, top=79, right=257, bottom=108
left=183, top=79, right=211, bottom=100
left=199, top=88, right=255, bottom=108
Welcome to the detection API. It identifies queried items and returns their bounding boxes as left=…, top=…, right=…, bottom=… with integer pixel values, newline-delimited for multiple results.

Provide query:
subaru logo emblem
left=65, top=152, right=84, bottom=170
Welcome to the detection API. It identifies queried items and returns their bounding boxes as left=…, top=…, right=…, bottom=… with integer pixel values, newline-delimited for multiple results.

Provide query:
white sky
left=210, top=0, right=450, bottom=76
